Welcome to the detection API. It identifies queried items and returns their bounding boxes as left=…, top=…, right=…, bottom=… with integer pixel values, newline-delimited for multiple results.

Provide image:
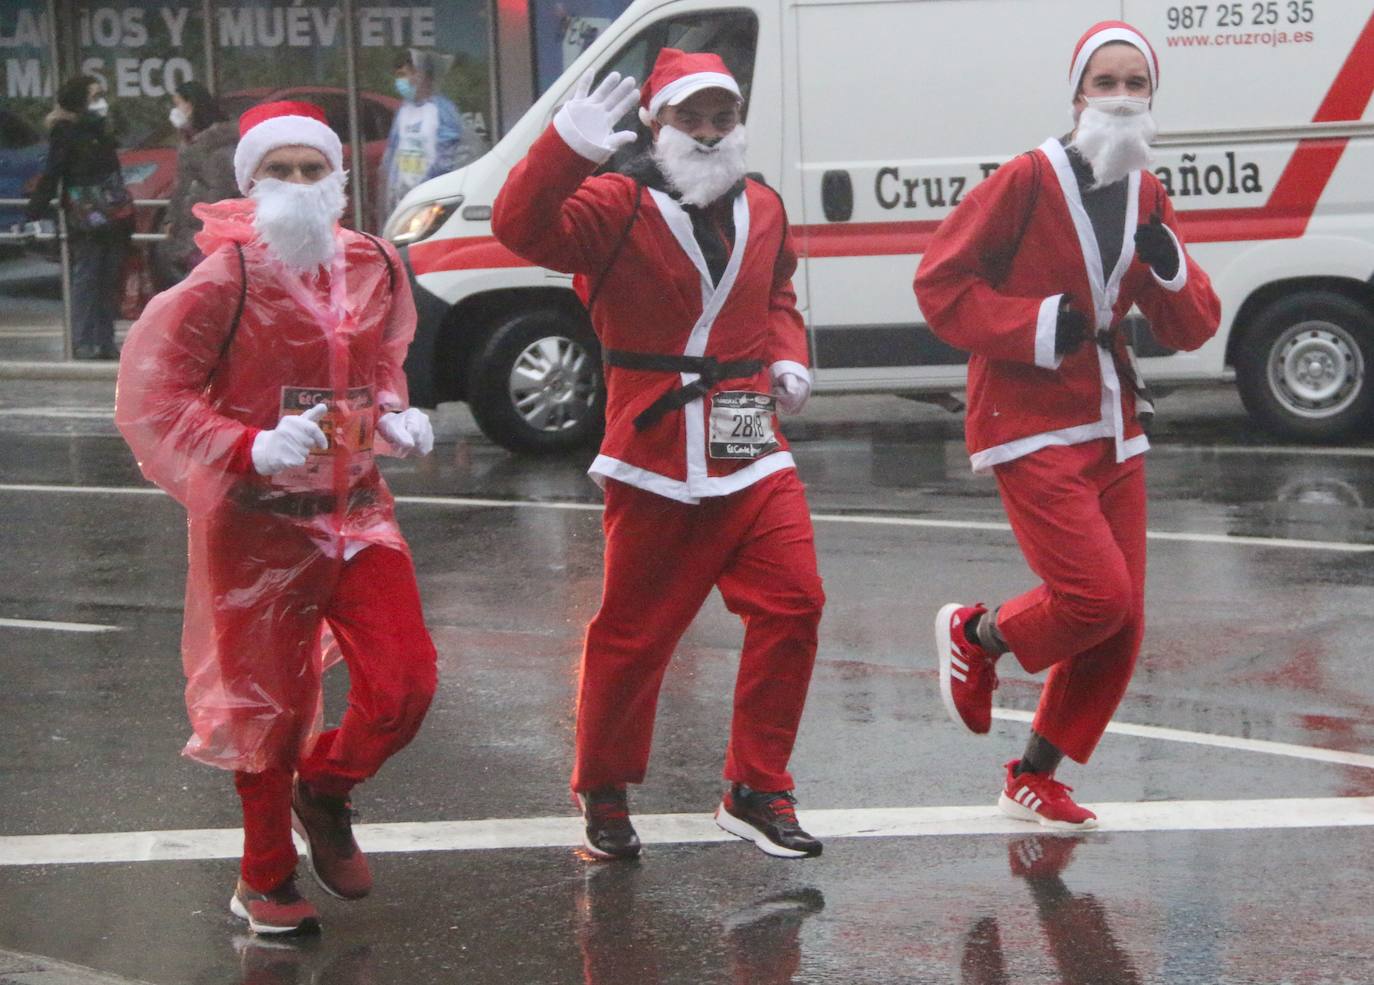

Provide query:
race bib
left=396, top=149, right=427, bottom=181
left=271, top=385, right=375, bottom=492
left=709, top=391, right=779, bottom=460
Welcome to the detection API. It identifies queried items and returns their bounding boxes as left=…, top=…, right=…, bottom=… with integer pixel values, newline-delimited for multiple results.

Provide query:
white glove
left=772, top=372, right=811, bottom=415
left=251, top=402, right=329, bottom=475
left=553, top=71, right=640, bottom=163
left=377, top=407, right=434, bottom=458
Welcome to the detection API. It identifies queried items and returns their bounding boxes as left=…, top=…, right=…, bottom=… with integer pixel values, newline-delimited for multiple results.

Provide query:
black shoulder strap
left=585, top=182, right=644, bottom=313
left=359, top=231, right=396, bottom=294
left=986, top=151, right=1041, bottom=288
left=751, top=178, right=792, bottom=272
left=214, top=241, right=248, bottom=365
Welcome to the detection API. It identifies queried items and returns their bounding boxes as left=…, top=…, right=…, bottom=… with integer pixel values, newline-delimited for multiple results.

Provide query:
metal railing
left=0, top=197, right=169, bottom=360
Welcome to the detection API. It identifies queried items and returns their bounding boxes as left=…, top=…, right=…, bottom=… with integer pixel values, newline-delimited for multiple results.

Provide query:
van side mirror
left=821, top=170, right=853, bottom=222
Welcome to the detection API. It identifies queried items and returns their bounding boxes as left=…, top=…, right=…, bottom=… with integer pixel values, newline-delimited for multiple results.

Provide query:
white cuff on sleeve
left=1151, top=224, right=1188, bottom=293
left=553, top=106, right=614, bottom=164
left=1035, top=294, right=1064, bottom=370
left=769, top=359, right=812, bottom=385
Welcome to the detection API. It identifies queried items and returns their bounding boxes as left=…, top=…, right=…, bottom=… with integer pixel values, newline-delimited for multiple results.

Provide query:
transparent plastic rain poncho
left=115, top=198, right=418, bottom=773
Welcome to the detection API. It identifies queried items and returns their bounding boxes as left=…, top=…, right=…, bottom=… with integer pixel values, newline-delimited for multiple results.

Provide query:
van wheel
left=466, top=308, right=605, bottom=453
left=1235, top=291, right=1374, bottom=441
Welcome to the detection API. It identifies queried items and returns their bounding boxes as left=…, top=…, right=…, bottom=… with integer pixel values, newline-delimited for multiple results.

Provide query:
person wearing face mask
left=377, top=48, right=464, bottom=228
left=155, top=80, right=239, bottom=288
left=115, top=101, right=439, bottom=936
left=492, top=48, right=825, bottom=862
left=25, top=75, right=132, bottom=359
left=914, top=22, right=1220, bottom=829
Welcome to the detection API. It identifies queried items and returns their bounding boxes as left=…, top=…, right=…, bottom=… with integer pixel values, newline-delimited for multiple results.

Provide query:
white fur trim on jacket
left=1150, top=223, right=1188, bottom=293
left=1034, top=294, right=1065, bottom=370
left=769, top=360, right=811, bottom=385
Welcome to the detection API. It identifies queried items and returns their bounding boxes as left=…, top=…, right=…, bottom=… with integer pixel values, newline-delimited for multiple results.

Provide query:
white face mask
left=1070, top=96, right=1157, bottom=189
left=250, top=170, right=347, bottom=273
left=87, top=98, right=109, bottom=118
left=169, top=106, right=189, bottom=130
left=1083, top=95, right=1150, bottom=117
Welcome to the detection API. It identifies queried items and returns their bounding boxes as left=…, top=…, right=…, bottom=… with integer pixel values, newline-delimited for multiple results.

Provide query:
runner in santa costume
left=914, top=22, right=1220, bottom=828
left=116, top=101, right=438, bottom=934
left=492, top=49, right=825, bottom=860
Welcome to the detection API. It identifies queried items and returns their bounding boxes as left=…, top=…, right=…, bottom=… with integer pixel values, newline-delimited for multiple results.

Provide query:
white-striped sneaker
left=935, top=602, right=999, bottom=734
left=998, top=760, right=1098, bottom=829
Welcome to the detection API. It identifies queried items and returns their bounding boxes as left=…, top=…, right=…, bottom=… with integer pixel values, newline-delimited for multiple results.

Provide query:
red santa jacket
left=914, top=138, right=1220, bottom=472
left=492, top=125, right=810, bottom=503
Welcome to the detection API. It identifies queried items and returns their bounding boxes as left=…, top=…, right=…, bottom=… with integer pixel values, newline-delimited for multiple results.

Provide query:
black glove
left=1055, top=301, right=1089, bottom=356
left=1134, top=212, right=1179, bottom=280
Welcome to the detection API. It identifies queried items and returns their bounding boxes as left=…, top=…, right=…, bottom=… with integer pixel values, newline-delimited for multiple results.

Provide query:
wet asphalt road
left=1, top=380, right=1373, bottom=984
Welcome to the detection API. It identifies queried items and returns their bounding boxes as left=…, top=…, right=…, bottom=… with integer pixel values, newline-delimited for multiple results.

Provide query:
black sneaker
left=715, top=784, right=822, bottom=858
left=576, top=786, right=642, bottom=860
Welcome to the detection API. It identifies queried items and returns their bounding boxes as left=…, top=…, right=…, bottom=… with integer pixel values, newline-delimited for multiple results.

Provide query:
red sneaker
left=291, top=779, right=372, bottom=900
left=998, top=761, right=1098, bottom=829
left=229, top=874, right=321, bottom=936
left=935, top=603, right=999, bottom=734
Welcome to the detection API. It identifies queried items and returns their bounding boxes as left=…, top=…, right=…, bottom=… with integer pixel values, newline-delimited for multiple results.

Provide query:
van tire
left=466, top=308, right=606, bottom=453
left=1235, top=291, right=1374, bottom=441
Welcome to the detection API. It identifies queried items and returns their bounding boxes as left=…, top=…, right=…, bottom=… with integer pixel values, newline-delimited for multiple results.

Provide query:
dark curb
left=0, top=948, right=158, bottom=985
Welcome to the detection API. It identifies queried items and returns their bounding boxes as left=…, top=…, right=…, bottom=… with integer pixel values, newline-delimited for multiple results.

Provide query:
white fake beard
left=250, top=171, right=347, bottom=272
left=1070, top=101, right=1157, bottom=189
left=653, top=124, right=748, bottom=208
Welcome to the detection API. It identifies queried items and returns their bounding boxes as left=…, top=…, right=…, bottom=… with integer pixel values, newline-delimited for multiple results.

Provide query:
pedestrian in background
left=25, top=74, right=132, bottom=360
left=915, top=21, right=1220, bottom=829
left=154, top=80, right=239, bottom=288
left=378, top=47, right=464, bottom=228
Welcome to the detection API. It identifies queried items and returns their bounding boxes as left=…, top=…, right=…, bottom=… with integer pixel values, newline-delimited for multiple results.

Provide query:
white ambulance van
left=386, top=0, right=1374, bottom=453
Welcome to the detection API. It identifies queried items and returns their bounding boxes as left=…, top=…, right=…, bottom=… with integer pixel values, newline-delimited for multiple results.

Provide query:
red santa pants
left=991, top=439, right=1146, bottom=764
left=229, top=543, right=437, bottom=892
left=571, top=468, right=825, bottom=794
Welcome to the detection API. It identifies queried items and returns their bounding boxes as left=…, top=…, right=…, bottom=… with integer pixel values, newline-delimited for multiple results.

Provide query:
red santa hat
left=232, top=100, right=343, bottom=194
left=1069, top=21, right=1159, bottom=101
left=638, top=48, right=742, bottom=126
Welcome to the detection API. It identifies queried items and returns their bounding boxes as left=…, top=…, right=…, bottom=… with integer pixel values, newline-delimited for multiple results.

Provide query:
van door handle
left=821, top=170, right=853, bottom=222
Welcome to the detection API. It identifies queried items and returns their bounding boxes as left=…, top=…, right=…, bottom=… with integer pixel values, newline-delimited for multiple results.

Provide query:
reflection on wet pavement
left=233, top=937, right=373, bottom=985
left=3, top=385, right=1374, bottom=982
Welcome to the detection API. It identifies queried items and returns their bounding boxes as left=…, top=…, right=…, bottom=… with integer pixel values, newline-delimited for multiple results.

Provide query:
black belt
left=1095, top=328, right=1156, bottom=433
left=234, top=484, right=377, bottom=519
left=605, top=350, right=764, bottom=430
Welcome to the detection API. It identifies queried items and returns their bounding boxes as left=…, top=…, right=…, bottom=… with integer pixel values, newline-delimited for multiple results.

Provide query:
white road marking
left=0, top=484, right=161, bottom=496
left=0, top=617, right=119, bottom=633
left=3, top=407, right=114, bottom=419
left=1157, top=444, right=1374, bottom=459
left=3, top=796, right=1372, bottom=866
left=992, top=708, right=1374, bottom=770
left=1, top=485, right=1370, bottom=553
left=813, top=513, right=1374, bottom=552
